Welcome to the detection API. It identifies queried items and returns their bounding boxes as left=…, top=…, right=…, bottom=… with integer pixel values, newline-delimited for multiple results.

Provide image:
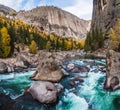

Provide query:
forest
left=0, top=14, right=85, bottom=58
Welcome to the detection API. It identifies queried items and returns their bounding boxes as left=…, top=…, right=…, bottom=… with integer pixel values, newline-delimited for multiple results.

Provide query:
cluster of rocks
left=26, top=51, right=91, bottom=104
left=0, top=52, right=38, bottom=74
left=26, top=51, right=66, bottom=104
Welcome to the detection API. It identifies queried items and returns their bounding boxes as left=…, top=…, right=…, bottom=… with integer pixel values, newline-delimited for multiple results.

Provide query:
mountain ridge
left=0, top=4, right=91, bottom=40
left=0, top=4, right=16, bottom=15
left=16, top=6, right=91, bottom=39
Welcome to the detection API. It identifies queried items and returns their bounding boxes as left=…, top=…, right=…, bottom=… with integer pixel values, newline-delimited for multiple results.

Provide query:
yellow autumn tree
left=58, top=38, right=63, bottom=47
left=109, top=19, right=120, bottom=50
left=50, top=34, right=55, bottom=41
left=29, top=40, right=37, bottom=54
left=46, top=41, right=51, bottom=51
left=64, top=40, right=72, bottom=50
left=80, top=38, right=85, bottom=49
left=0, top=27, right=11, bottom=57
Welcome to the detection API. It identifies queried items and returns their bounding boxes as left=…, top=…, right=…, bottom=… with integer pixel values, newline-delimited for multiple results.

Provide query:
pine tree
left=84, top=32, right=91, bottom=51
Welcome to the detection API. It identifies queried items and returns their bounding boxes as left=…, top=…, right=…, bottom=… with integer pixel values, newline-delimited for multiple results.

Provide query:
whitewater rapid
left=0, top=59, right=120, bottom=110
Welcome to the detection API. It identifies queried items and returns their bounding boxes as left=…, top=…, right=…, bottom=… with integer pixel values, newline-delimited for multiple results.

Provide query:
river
left=0, top=59, right=120, bottom=110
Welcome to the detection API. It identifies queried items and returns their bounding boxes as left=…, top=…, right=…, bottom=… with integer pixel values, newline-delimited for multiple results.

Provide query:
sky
left=0, top=0, right=93, bottom=20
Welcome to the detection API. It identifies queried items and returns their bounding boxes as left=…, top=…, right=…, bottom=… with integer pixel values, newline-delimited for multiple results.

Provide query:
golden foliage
left=2, top=46, right=11, bottom=58
left=29, top=40, right=37, bottom=54
left=1, top=27, right=11, bottom=45
left=46, top=41, right=51, bottom=50
left=50, top=34, right=55, bottom=41
left=80, top=38, right=85, bottom=49
left=0, top=27, right=11, bottom=57
left=109, top=19, right=120, bottom=50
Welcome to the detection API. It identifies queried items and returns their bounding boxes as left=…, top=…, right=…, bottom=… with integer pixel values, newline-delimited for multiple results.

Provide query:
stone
left=67, top=63, right=75, bottom=71
left=14, top=54, right=30, bottom=68
left=69, top=78, right=84, bottom=87
left=7, top=64, right=14, bottom=73
left=28, top=81, right=57, bottom=104
left=54, top=83, right=64, bottom=93
left=104, top=50, right=120, bottom=91
left=0, top=62, right=7, bottom=74
left=30, top=51, right=66, bottom=82
left=66, top=65, right=90, bottom=73
left=69, top=80, right=75, bottom=87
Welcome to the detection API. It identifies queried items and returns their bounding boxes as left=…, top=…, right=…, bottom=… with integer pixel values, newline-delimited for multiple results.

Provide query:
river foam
left=0, top=59, right=120, bottom=110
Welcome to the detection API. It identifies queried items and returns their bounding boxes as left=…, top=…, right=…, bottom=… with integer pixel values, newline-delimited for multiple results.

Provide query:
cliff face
left=92, top=0, right=120, bottom=91
left=0, top=4, right=15, bottom=15
left=104, top=50, right=120, bottom=91
left=16, top=6, right=91, bottom=39
left=91, top=0, right=120, bottom=33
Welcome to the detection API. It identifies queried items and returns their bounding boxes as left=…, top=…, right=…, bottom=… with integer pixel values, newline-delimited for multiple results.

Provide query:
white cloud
left=63, top=0, right=93, bottom=20
left=23, top=0, right=35, bottom=10
left=0, top=0, right=23, bottom=11
left=0, top=0, right=93, bottom=20
left=0, top=0, right=38, bottom=11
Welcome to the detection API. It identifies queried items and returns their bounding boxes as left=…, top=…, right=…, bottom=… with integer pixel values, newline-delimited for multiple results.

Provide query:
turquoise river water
left=0, top=59, right=120, bottom=110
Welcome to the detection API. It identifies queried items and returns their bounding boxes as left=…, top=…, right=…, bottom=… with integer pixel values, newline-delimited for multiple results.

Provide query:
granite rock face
left=92, top=0, right=120, bottom=91
left=91, top=0, right=120, bottom=34
left=104, top=50, right=120, bottom=90
left=16, top=6, right=91, bottom=39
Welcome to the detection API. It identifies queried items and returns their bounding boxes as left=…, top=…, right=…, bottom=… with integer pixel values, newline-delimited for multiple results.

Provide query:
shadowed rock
left=0, top=62, right=7, bottom=74
left=0, top=93, right=14, bottom=110
left=104, top=50, right=120, bottom=91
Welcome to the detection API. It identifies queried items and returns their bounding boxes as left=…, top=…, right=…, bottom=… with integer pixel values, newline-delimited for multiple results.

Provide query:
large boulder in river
left=30, top=51, right=65, bottom=82
left=0, top=62, right=7, bottom=74
left=104, top=50, right=120, bottom=91
left=28, top=81, right=57, bottom=104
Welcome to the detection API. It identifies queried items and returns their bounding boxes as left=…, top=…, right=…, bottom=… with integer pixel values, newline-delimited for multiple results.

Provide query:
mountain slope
left=16, top=6, right=91, bottom=39
left=0, top=4, right=15, bottom=15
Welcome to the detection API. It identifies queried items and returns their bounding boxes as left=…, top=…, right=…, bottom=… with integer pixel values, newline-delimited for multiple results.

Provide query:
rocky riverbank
left=0, top=49, right=106, bottom=74
left=0, top=50, right=107, bottom=105
left=0, top=58, right=108, bottom=110
left=0, top=52, right=38, bottom=74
